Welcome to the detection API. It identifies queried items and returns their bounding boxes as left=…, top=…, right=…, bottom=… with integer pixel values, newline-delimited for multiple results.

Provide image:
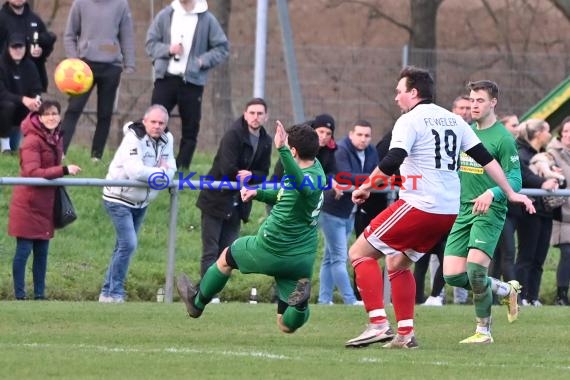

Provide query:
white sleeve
left=389, top=117, right=416, bottom=154
left=459, top=121, right=481, bottom=152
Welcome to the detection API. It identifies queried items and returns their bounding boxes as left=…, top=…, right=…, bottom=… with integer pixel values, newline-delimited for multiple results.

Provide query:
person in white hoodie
left=146, top=0, right=229, bottom=170
left=99, top=104, right=176, bottom=303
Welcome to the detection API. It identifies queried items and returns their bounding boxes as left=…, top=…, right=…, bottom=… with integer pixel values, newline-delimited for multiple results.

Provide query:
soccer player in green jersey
left=444, top=80, right=524, bottom=344
left=177, top=121, right=325, bottom=333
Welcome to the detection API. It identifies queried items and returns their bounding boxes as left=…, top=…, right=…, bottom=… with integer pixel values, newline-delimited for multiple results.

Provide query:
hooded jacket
left=63, top=0, right=135, bottom=69
left=103, top=121, right=176, bottom=208
left=0, top=45, right=42, bottom=104
left=8, top=112, right=65, bottom=239
left=145, top=0, right=229, bottom=86
left=0, top=1, right=57, bottom=91
left=322, top=136, right=378, bottom=218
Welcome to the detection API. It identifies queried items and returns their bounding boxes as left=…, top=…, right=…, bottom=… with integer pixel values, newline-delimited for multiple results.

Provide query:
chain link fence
left=46, top=44, right=570, bottom=151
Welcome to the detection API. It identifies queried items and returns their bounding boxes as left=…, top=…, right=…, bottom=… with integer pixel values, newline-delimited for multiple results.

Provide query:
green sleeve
left=490, top=135, right=522, bottom=202
left=254, top=189, right=279, bottom=205
left=490, top=166, right=522, bottom=202
left=278, top=146, right=314, bottom=196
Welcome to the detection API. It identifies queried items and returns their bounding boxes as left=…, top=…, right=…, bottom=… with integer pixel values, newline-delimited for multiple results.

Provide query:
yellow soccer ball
left=54, top=58, right=94, bottom=96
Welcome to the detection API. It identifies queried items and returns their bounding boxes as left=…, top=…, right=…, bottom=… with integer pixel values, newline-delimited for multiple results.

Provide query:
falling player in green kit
left=177, top=121, right=325, bottom=333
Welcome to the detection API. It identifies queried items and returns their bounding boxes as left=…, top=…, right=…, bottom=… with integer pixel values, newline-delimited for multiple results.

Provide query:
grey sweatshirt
left=145, top=1, right=229, bottom=86
left=64, top=0, right=135, bottom=69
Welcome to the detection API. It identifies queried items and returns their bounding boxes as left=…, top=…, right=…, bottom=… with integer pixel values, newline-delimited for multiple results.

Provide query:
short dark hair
left=452, top=95, right=470, bottom=108
left=399, top=66, right=434, bottom=101
left=467, top=80, right=499, bottom=100
left=353, top=119, right=372, bottom=129
left=39, top=99, right=61, bottom=115
left=287, top=123, right=319, bottom=160
left=245, top=97, right=267, bottom=112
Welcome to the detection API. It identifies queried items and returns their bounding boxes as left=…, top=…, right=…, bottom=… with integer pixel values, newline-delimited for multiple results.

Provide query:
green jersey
left=255, top=146, right=325, bottom=256
left=458, top=121, right=521, bottom=211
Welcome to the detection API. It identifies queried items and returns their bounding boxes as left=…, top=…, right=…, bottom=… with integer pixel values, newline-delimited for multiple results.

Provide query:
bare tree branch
left=324, top=0, right=413, bottom=35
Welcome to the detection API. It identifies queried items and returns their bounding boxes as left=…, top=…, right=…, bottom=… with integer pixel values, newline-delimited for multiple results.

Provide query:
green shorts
left=444, top=203, right=506, bottom=258
left=230, top=235, right=316, bottom=301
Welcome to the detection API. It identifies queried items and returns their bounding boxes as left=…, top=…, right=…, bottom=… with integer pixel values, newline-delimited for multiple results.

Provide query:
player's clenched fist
left=241, top=187, right=257, bottom=203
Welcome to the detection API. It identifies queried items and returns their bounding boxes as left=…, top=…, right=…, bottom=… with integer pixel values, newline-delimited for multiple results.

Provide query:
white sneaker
left=345, top=322, right=395, bottom=348
left=210, top=297, right=221, bottom=304
left=423, top=296, right=443, bottom=306
left=98, top=294, right=113, bottom=303
left=111, top=297, right=125, bottom=304
left=351, top=300, right=364, bottom=306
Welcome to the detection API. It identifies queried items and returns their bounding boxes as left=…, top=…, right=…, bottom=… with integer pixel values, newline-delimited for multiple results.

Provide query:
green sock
left=282, top=306, right=310, bottom=332
left=467, top=262, right=492, bottom=318
left=195, top=265, right=229, bottom=309
left=443, top=272, right=472, bottom=290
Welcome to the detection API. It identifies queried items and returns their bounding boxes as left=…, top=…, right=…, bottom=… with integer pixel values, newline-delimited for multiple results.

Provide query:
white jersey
left=389, top=103, right=480, bottom=214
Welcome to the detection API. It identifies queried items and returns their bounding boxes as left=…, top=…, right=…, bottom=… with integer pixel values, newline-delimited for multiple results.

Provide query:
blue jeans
left=101, top=200, right=147, bottom=299
left=318, top=211, right=357, bottom=304
left=13, top=238, right=50, bottom=299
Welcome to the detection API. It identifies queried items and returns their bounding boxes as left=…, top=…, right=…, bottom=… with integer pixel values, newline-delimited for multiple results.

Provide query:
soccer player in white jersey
left=344, top=66, right=535, bottom=349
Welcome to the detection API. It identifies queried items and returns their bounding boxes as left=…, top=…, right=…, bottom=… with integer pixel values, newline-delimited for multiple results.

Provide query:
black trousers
left=515, top=214, right=553, bottom=301
left=151, top=76, right=204, bottom=170
left=490, top=214, right=519, bottom=282
left=61, top=62, right=122, bottom=158
left=0, top=100, right=28, bottom=138
left=200, top=211, right=241, bottom=277
left=413, top=236, right=447, bottom=303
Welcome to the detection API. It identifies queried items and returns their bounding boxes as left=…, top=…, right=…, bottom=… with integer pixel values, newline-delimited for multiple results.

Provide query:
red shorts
left=363, top=199, right=457, bottom=262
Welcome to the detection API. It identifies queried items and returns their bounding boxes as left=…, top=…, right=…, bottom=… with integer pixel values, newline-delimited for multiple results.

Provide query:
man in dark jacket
left=0, top=32, right=42, bottom=153
left=0, top=0, right=57, bottom=92
left=317, top=120, right=377, bottom=305
left=196, top=98, right=272, bottom=293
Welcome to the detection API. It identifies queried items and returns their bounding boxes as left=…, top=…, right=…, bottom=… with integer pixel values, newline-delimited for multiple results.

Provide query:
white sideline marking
left=3, top=343, right=289, bottom=360
left=359, top=357, right=570, bottom=371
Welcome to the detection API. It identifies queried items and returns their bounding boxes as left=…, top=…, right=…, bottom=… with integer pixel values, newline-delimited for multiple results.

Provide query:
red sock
left=389, top=269, right=415, bottom=335
left=352, top=257, right=385, bottom=324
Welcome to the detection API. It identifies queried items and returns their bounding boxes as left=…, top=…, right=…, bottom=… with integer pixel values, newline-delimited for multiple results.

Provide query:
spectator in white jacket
left=99, top=104, right=176, bottom=303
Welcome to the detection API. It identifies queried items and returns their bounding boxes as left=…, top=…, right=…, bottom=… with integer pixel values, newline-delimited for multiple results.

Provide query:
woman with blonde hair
left=547, top=116, right=570, bottom=305
left=515, top=118, right=559, bottom=306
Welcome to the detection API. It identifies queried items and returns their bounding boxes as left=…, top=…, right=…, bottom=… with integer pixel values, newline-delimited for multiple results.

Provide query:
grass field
left=1, top=301, right=569, bottom=380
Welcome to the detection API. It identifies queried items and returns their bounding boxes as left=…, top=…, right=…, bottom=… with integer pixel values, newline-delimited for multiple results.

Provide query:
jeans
left=318, top=211, right=357, bottom=304
left=200, top=210, right=241, bottom=276
left=61, top=62, right=122, bottom=158
left=12, top=238, right=50, bottom=299
left=101, top=200, right=147, bottom=299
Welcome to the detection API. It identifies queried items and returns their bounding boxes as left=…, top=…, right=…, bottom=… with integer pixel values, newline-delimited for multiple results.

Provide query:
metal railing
left=2, top=176, right=568, bottom=302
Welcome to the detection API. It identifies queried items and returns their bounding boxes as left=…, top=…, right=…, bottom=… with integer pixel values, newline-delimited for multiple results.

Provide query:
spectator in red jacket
left=8, top=99, right=81, bottom=300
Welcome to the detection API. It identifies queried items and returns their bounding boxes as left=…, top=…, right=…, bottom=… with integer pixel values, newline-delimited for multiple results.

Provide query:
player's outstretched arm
left=483, top=159, right=536, bottom=214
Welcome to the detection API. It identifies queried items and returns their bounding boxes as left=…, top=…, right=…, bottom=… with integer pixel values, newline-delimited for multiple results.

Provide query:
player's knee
left=444, top=273, right=469, bottom=288
left=217, top=247, right=238, bottom=275
left=276, top=315, right=296, bottom=334
left=467, top=262, right=488, bottom=294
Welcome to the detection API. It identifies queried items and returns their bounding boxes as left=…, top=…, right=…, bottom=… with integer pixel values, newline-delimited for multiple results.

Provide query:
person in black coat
left=0, top=32, right=42, bottom=153
left=0, top=0, right=57, bottom=92
left=515, top=119, right=559, bottom=306
left=196, top=98, right=273, bottom=282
